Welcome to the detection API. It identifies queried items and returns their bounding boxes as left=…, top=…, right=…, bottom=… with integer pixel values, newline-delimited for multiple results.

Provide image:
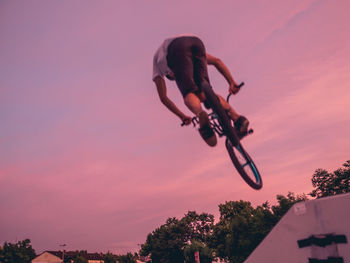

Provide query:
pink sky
left=1, top=0, right=349, bottom=254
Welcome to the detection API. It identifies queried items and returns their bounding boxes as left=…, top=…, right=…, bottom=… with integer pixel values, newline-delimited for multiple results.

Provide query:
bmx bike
left=182, top=82, right=262, bottom=190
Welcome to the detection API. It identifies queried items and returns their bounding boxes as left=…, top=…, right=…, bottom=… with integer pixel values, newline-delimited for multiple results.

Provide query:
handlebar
left=227, top=82, right=244, bottom=102
left=181, top=116, right=198, bottom=127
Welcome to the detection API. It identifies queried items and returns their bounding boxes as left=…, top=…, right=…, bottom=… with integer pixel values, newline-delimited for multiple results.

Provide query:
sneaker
left=198, top=111, right=217, bottom=147
left=235, top=116, right=249, bottom=135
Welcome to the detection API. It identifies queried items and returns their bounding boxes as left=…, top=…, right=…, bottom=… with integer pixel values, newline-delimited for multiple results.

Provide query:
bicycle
left=182, top=82, right=262, bottom=190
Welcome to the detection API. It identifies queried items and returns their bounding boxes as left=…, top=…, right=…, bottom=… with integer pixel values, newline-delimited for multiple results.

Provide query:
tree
left=184, top=240, right=213, bottom=263
left=70, top=250, right=89, bottom=263
left=118, top=252, right=137, bottom=263
left=140, top=217, right=186, bottom=263
left=309, top=160, right=350, bottom=198
left=207, top=200, right=267, bottom=263
left=271, top=192, right=308, bottom=220
left=104, top=251, right=117, bottom=263
left=139, top=211, right=214, bottom=263
left=181, top=211, right=214, bottom=243
left=0, top=239, right=36, bottom=263
left=75, top=255, right=88, bottom=263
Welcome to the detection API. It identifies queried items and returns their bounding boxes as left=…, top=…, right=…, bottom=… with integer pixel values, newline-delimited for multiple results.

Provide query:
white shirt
left=152, top=34, right=197, bottom=81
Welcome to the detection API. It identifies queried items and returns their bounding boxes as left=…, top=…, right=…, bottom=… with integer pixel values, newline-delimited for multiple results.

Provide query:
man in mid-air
left=152, top=35, right=249, bottom=146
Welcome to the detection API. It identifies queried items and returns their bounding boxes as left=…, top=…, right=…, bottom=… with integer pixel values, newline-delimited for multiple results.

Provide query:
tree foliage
left=139, top=194, right=309, bottom=263
left=140, top=217, right=187, bottom=263
left=118, top=252, right=137, bottom=263
left=139, top=194, right=308, bottom=263
left=72, top=251, right=89, bottom=263
left=207, top=200, right=273, bottom=263
left=309, top=160, right=350, bottom=198
left=4, top=162, right=346, bottom=263
left=0, top=239, right=36, bottom=263
left=104, top=251, right=117, bottom=263
left=183, top=240, right=213, bottom=263
left=75, top=255, right=88, bottom=263
left=181, top=211, right=214, bottom=243
left=272, top=192, right=308, bottom=220
left=140, top=211, right=214, bottom=263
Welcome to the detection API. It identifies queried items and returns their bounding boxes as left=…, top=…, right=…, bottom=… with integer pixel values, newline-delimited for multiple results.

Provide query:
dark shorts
left=166, top=36, right=210, bottom=98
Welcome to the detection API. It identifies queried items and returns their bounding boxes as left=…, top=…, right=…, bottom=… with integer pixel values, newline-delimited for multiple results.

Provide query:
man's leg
left=184, top=92, right=217, bottom=146
left=184, top=92, right=203, bottom=116
left=184, top=91, right=239, bottom=120
left=195, top=91, right=240, bottom=121
left=216, top=94, right=240, bottom=121
left=196, top=91, right=249, bottom=135
left=216, top=93, right=249, bottom=134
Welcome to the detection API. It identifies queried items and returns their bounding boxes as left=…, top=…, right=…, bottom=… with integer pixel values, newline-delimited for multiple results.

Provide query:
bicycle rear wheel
left=225, top=138, right=262, bottom=190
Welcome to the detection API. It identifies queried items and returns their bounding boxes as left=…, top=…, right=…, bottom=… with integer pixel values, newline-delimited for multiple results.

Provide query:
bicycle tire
left=225, top=138, right=263, bottom=189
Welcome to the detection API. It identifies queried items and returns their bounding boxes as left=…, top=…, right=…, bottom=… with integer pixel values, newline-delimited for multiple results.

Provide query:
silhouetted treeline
left=0, top=243, right=137, bottom=263
left=1, top=161, right=349, bottom=263
left=140, top=160, right=350, bottom=263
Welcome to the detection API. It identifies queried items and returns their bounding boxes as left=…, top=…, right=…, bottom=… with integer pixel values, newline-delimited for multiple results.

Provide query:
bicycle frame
left=188, top=86, right=253, bottom=138
left=188, top=113, right=227, bottom=138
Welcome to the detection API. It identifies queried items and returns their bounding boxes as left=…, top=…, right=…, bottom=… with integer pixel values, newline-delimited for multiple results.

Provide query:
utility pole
left=59, top=244, right=67, bottom=263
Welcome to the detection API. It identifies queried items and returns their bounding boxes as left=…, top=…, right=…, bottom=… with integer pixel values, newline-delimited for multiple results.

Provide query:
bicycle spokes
left=226, top=139, right=262, bottom=189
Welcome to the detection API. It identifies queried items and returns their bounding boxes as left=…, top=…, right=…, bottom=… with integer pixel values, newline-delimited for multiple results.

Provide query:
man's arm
left=154, top=76, right=191, bottom=125
left=206, top=53, right=240, bottom=94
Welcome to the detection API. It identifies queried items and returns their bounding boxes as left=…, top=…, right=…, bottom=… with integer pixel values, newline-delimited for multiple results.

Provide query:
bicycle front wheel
left=225, top=138, right=263, bottom=190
